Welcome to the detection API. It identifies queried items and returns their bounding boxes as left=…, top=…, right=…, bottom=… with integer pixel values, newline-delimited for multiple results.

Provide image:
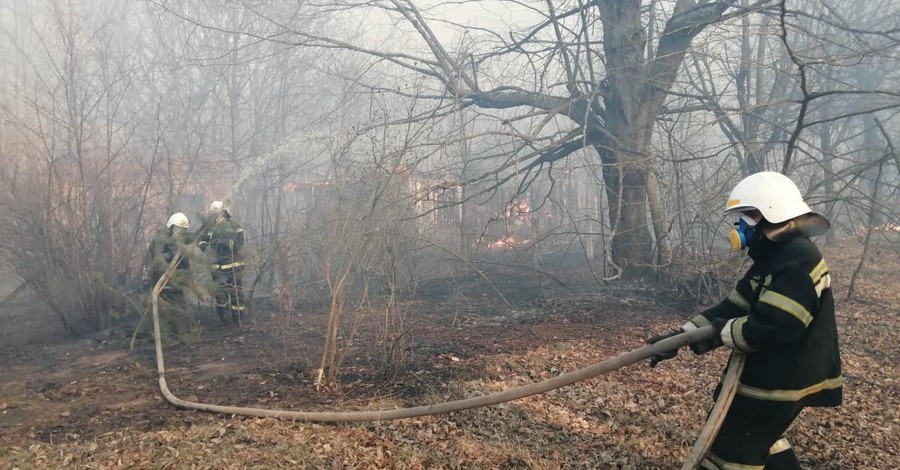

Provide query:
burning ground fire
left=487, top=235, right=531, bottom=249
left=852, top=223, right=900, bottom=236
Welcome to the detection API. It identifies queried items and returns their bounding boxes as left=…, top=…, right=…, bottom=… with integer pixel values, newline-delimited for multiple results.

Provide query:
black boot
left=216, top=307, right=228, bottom=326
left=765, top=446, right=802, bottom=470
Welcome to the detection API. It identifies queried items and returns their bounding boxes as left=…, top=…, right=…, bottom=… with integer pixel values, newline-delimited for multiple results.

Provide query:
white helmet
left=208, top=200, right=225, bottom=215
left=725, top=172, right=812, bottom=224
left=166, top=212, right=190, bottom=229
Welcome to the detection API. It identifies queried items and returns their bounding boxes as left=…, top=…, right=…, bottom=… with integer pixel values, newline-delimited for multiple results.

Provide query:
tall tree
left=158, top=0, right=758, bottom=275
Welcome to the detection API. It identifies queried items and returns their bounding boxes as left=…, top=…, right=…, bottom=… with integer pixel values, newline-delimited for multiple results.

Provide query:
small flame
left=487, top=235, right=530, bottom=249
left=853, top=223, right=900, bottom=236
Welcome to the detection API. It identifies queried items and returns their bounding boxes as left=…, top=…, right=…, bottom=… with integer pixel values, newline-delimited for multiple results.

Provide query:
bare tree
left=0, top=0, right=152, bottom=332
left=154, top=0, right=773, bottom=276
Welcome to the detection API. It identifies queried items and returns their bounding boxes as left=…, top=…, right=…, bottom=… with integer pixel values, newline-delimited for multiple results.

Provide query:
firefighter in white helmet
left=145, top=212, right=195, bottom=345
left=648, top=172, right=842, bottom=470
left=149, top=212, right=191, bottom=291
left=198, top=201, right=246, bottom=326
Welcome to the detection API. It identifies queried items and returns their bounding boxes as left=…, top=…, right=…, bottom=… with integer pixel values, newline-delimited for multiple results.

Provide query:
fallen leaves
left=0, top=240, right=897, bottom=469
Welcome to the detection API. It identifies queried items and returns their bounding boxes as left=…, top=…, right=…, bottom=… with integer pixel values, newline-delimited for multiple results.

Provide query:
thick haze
left=0, top=0, right=897, bottom=330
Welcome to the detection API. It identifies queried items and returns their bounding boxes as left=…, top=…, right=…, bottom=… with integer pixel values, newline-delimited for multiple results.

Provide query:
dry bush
left=0, top=158, right=148, bottom=334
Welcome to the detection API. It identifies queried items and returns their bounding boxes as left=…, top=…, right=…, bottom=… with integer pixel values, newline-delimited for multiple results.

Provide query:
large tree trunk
left=595, top=2, right=654, bottom=274
left=614, top=166, right=654, bottom=270
left=595, top=0, right=731, bottom=276
left=596, top=140, right=654, bottom=273
left=389, top=0, right=739, bottom=277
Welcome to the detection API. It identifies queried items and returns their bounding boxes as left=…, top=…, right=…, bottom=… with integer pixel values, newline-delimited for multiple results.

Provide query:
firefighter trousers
left=212, top=265, right=244, bottom=320
left=700, top=394, right=803, bottom=470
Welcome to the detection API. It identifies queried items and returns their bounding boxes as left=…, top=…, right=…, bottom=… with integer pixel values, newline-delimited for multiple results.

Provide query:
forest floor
left=0, top=237, right=897, bottom=469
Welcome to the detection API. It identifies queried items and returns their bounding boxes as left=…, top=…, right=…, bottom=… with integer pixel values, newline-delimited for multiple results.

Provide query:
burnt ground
left=0, top=238, right=897, bottom=469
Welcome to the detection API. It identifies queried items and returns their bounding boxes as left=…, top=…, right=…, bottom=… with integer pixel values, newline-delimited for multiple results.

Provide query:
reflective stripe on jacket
left=686, top=235, right=842, bottom=408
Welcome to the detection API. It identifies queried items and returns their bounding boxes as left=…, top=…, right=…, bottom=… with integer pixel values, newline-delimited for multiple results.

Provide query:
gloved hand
left=646, top=329, right=684, bottom=368
left=686, top=317, right=727, bottom=354
left=711, top=318, right=727, bottom=348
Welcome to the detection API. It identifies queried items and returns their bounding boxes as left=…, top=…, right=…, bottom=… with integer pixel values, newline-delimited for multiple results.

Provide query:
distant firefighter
left=145, top=212, right=195, bottom=345
left=198, top=201, right=246, bottom=326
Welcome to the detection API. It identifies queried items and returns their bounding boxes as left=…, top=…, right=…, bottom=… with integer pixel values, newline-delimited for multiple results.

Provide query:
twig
left=778, top=0, right=809, bottom=174
left=847, top=119, right=893, bottom=300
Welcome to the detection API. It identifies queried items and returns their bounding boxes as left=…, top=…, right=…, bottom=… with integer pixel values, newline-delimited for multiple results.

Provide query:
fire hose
left=150, top=251, right=744, bottom=468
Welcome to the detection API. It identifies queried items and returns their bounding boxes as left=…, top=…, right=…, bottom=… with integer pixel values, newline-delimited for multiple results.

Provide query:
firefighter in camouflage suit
left=145, top=212, right=195, bottom=345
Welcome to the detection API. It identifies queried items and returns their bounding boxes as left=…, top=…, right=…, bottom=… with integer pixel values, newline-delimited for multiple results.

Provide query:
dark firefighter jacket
left=198, top=217, right=244, bottom=270
left=684, top=234, right=842, bottom=408
left=148, top=228, right=191, bottom=289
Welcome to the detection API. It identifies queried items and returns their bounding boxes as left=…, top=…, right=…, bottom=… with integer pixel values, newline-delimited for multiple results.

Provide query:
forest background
left=0, top=1, right=898, bottom=468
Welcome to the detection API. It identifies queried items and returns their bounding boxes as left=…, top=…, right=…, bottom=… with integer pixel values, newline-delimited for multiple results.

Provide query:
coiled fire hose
left=151, top=252, right=744, bottom=469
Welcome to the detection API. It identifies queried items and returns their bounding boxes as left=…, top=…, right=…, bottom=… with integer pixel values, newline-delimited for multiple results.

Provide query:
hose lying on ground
left=151, top=251, right=737, bottom=466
